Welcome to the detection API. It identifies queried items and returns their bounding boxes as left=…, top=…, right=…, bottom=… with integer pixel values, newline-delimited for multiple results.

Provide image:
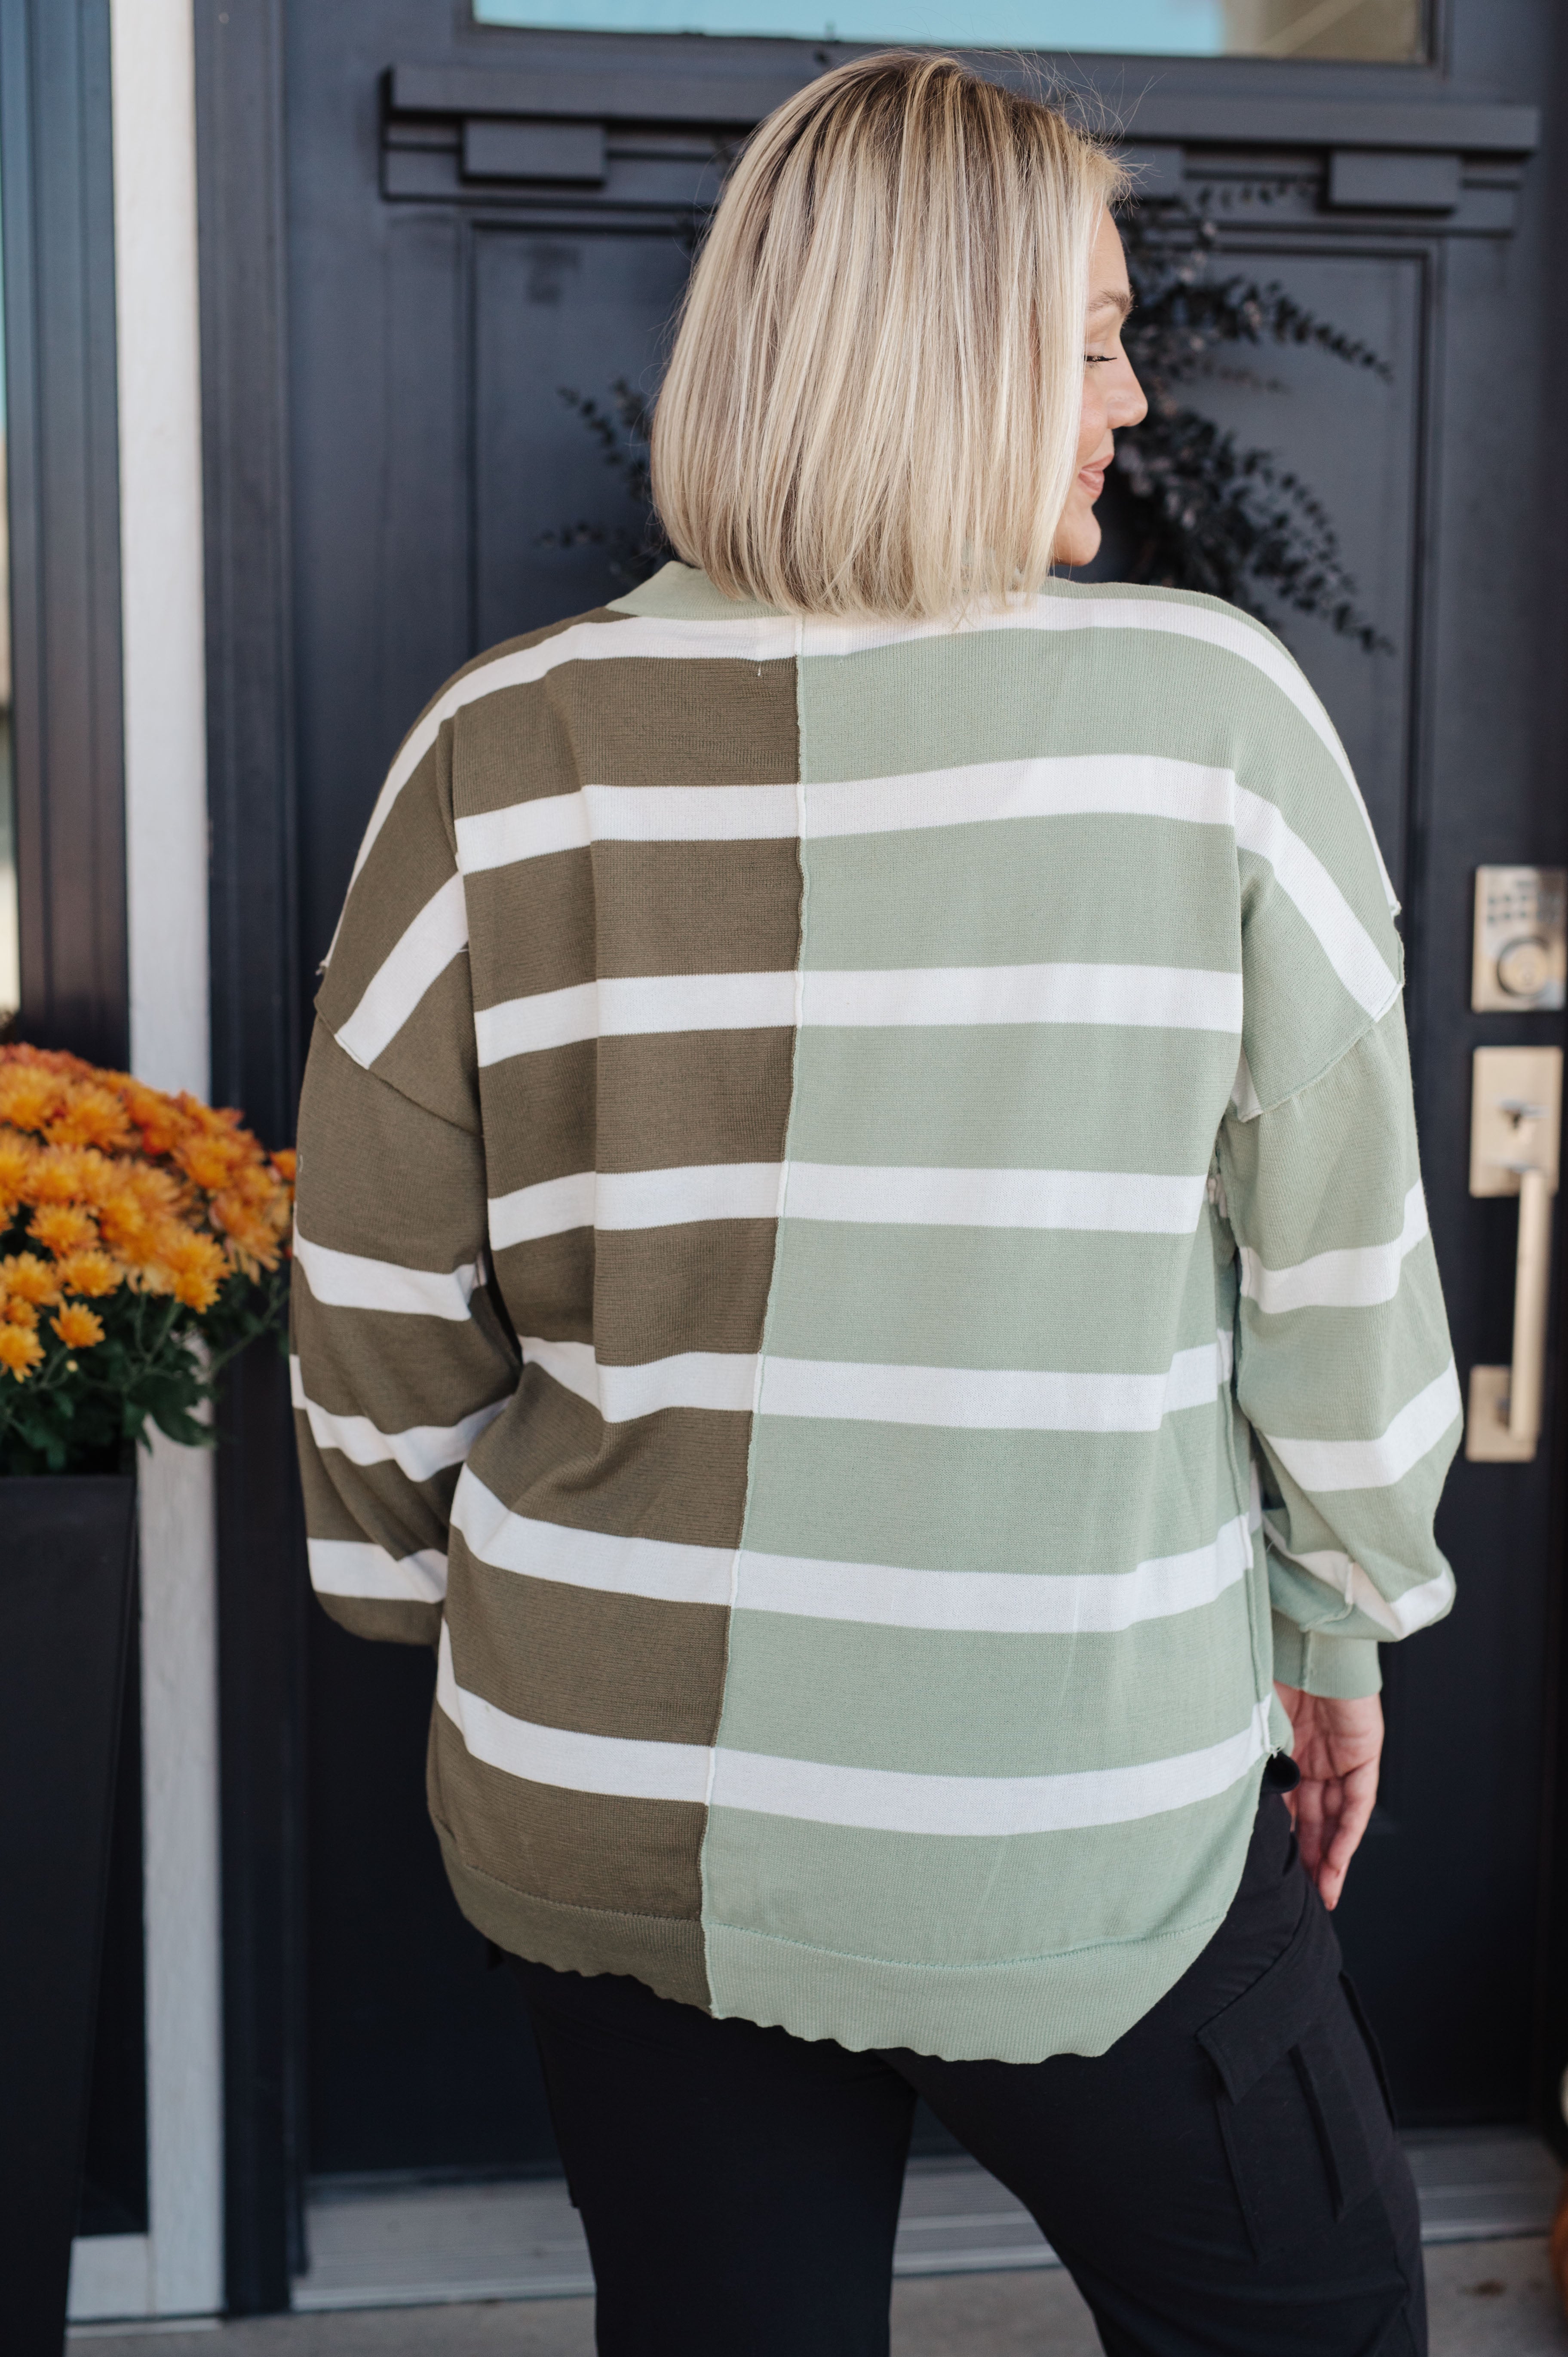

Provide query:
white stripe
left=295, top=1228, right=479, bottom=1322
left=451, top=1470, right=1251, bottom=1630
left=290, top=1357, right=503, bottom=1483
left=475, top=963, right=1240, bottom=1067
left=488, top=1170, right=598, bottom=1248
left=710, top=1700, right=1274, bottom=1835
left=347, top=615, right=798, bottom=892
left=1265, top=1360, right=1461, bottom=1494
left=436, top=1623, right=712, bottom=1802
left=797, top=592, right=1398, bottom=912
left=452, top=1470, right=733, bottom=1605
left=522, top=1332, right=1230, bottom=1431
left=804, top=754, right=1232, bottom=841
left=435, top=1622, right=1273, bottom=1833
left=1261, top=1522, right=1454, bottom=1639
left=736, top=1513, right=1254, bottom=1632
left=1241, top=1184, right=1429, bottom=1314
left=489, top=1161, right=1206, bottom=1244
left=475, top=971, right=798, bottom=1065
left=457, top=783, right=799, bottom=871
left=801, top=963, right=1242, bottom=1034
left=490, top=1163, right=783, bottom=1249
left=785, top=1163, right=1207, bottom=1233
left=524, top=1335, right=758, bottom=1420
left=308, top=1538, right=448, bottom=1606
left=457, top=793, right=591, bottom=872
left=757, top=1335, right=1228, bottom=1433
left=335, top=874, right=468, bottom=1066
left=1232, top=785, right=1397, bottom=1018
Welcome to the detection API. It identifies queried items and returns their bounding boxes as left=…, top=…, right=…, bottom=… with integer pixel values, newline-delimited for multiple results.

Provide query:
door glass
left=0, top=200, right=14, bottom=1036
left=474, top=0, right=1423, bottom=60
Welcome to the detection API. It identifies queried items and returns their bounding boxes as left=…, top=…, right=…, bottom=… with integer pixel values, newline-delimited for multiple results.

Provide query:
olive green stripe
left=469, top=1364, right=755, bottom=1553
left=316, top=743, right=461, bottom=1031
left=448, top=1544, right=728, bottom=1746
left=430, top=1709, right=708, bottom=1928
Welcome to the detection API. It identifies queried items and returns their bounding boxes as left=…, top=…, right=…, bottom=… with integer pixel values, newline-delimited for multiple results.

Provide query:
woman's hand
left=1273, top=1684, right=1384, bottom=1912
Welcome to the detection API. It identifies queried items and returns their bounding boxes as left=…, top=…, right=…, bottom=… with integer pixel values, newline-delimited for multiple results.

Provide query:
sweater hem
left=701, top=1911, right=1229, bottom=2064
left=433, top=1816, right=713, bottom=2012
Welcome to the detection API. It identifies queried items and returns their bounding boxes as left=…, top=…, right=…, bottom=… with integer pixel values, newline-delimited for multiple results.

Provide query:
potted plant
left=0, top=1045, right=293, bottom=2356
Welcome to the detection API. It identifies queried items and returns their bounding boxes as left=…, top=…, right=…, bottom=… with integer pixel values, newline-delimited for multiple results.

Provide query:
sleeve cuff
left=1270, top=1614, right=1383, bottom=1700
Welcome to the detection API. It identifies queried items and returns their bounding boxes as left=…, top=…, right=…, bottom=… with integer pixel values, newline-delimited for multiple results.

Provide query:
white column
left=71, top=0, right=226, bottom=2325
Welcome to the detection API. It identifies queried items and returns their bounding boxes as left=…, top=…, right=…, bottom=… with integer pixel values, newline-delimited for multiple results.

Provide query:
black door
left=253, top=0, right=1559, bottom=2200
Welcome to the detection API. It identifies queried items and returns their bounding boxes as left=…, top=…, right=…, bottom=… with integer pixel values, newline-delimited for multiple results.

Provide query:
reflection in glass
left=475, top=0, right=1422, bottom=57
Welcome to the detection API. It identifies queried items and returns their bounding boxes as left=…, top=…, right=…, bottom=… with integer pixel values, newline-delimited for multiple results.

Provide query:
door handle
left=1466, top=1046, right=1562, bottom=1462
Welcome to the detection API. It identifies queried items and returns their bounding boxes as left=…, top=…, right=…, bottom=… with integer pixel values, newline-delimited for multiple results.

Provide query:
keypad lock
left=1472, top=867, right=1567, bottom=1013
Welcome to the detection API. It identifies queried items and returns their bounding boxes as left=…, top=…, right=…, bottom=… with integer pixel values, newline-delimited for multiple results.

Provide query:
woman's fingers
left=1316, top=1759, right=1380, bottom=1909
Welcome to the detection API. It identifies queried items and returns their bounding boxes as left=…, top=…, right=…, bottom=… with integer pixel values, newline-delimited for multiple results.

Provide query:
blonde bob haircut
left=651, top=53, right=1127, bottom=621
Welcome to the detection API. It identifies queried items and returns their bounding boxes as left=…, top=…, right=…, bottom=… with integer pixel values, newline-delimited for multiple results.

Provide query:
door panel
left=474, top=225, right=691, bottom=641
left=282, top=0, right=1553, bottom=2181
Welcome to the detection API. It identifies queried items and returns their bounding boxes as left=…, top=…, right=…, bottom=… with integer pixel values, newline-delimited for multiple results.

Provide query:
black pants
left=510, top=1770, right=1424, bottom=2357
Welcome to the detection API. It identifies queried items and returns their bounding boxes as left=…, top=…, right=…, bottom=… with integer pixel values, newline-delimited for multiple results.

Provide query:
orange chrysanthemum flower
left=121, top=1080, right=188, bottom=1158
left=0, top=1323, right=44, bottom=1379
left=0, top=1251, right=61, bottom=1305
left=178, top=1133, right=247, bottom=1191
left=3, top=1296, right=40, bottom=1330
left=48, top=1083, right=135, bottom=1153
left=0, top=1066, right=64, bottom=1134
left=30, top=1203, right=98, bottom=1258
left=52, top=1302, right=105, bottom=1349
left=28, top=1144, right=101, bottom=1206
left=271, top=1149, right=297, bottom=1184
left=54, top=1250, right=123, bottom=1299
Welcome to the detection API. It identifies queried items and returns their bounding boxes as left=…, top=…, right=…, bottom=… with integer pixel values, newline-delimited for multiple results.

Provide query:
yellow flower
left=30, top=1203, right=98, bottom=1258
left=28, top=1144, right=99, bottom=1206
left=3, top=1297, right=39, bottom=1330
left=178, top=1132, right=247, bottom=1191
left=0, top=1323, right=43, bottom=1379
left=52, top=1302, right=105, bottom=1349
left=0, top=1066, right=63, bottom=1134
left=47, top=1082, right=134, bottom=1153
left=0, top=1252, right=61, bottom=1306
left=55, top=1249, right=122, bottom=1299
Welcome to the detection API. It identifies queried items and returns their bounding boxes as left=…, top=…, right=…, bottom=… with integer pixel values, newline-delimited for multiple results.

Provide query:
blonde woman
left=293, top=54, right=1454, bottom=2356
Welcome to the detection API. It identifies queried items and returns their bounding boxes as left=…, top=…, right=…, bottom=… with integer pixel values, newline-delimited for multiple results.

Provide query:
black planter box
left=0, top=1475, right=137, bottom=2356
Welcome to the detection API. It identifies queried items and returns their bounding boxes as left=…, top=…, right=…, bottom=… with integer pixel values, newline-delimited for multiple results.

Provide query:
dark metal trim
left=392, top=58, right=1538, bottom=154
left=193, top=0, right=309, bottom=2317
left=0, top=0, right=127, bottom=1068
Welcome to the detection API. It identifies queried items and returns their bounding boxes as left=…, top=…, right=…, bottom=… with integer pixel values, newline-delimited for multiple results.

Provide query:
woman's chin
left=1052, top=513, right=1103, bottom=570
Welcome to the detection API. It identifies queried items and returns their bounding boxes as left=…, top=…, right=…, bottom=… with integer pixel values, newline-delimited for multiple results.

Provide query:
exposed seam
left=700, top=617, right=810, bottom=1827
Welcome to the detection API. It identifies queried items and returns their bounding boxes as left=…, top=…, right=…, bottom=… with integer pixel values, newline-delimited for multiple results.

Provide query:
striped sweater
left=292, top=559, right=1458, bottom=2063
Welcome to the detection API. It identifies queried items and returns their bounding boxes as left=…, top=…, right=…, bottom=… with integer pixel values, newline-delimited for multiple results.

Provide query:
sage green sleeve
left=1219, top=999, right=1459, bottom=1700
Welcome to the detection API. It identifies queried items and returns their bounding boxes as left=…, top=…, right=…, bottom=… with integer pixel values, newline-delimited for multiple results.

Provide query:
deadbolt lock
left=1472, top=867, right=1567, bottom=1013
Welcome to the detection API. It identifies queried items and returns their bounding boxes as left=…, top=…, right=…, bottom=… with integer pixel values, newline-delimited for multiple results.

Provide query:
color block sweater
left=292, top=560, right=1458, bottom=2063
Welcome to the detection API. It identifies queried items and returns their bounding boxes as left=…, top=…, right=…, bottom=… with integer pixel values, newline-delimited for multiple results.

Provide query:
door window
left=473, top=0, right=1424, bottom=60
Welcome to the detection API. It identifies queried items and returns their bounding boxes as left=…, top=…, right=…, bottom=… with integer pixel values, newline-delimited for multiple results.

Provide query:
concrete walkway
left=71, top=2235, right=1567, bottom=2357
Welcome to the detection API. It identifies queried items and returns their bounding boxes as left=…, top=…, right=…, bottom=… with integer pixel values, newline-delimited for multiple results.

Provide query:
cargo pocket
left=1198, top=1891, right=1394, bottom=2261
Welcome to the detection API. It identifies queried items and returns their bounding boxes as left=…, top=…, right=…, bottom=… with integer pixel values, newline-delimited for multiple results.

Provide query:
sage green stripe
left=763, top=1220, right=1220, bottom=1373
left=742, top=1412, right=1241, bottom=1578
left=802, top=818, right=1240, bottom=976
left=787, top=1027, right=1240, bottom=1172
left=713, top=1584, right=1259, bottom=1775
left=701, top=1768, right=1264, bottom=1975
